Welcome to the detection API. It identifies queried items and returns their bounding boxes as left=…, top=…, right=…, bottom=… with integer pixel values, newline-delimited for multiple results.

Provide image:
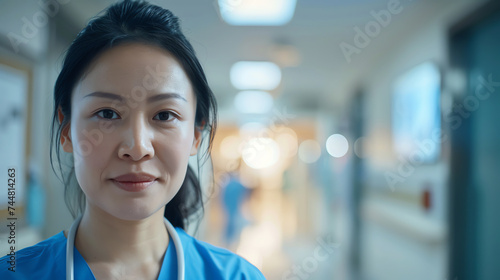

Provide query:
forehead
left=73, top=43, right=194, bottom=103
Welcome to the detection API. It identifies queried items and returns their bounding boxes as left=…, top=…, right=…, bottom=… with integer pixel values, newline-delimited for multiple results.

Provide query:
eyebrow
left=83, top=91, right=187, bottom=103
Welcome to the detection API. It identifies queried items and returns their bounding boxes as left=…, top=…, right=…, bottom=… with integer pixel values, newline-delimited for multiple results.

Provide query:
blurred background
left=1, top=0, right=500, bottom=279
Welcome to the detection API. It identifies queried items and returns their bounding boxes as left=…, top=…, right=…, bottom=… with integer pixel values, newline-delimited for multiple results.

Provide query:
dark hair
left=49, top=0, right=217, bottom=229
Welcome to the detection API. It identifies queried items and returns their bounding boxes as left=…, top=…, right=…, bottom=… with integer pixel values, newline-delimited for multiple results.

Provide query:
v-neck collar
left=62, top=231, right=176, bottom=280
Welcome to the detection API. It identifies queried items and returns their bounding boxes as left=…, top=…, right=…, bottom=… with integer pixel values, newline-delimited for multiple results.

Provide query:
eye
left=96, top=109, right=120, bottom=120
left=153, top=111, right=175, bottom=122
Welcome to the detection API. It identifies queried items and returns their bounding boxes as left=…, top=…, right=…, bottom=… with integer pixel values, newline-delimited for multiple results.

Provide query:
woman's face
left=59, top=43, right=201, bottom=220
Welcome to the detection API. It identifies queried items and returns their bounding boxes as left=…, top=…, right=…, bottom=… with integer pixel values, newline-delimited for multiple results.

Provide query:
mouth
left=111, top=173, right=158, bottom=192
left=111, top=179, right=157, bottom=192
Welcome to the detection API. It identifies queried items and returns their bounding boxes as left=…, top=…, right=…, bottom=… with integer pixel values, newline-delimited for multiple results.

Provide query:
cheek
left=71, top=121, right=115, bottom=180
left=156, top=126, right=195, bottom=177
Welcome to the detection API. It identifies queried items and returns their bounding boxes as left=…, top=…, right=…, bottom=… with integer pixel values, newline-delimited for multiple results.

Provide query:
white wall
left=350, top=1, right=485, bottom=279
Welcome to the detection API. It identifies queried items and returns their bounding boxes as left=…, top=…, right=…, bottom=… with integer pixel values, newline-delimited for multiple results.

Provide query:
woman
left=0, top=1, right=266, bottom=279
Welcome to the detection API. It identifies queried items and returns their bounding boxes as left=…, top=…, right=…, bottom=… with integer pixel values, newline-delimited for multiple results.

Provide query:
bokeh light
left=326, top=134, right=349, bottom=158
left=298, top=139, right=321, bottom=163
left=241, top=137, right=280, bottom=169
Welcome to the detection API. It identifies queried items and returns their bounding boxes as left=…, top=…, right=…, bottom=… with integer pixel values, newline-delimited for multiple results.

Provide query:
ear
left=190, top=121, right=204, bottom=156
left=58, top=107, right=73, bottom=153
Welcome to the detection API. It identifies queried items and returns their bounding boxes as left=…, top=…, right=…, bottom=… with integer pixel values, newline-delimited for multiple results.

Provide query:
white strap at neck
left=65, top=215, right=185, bottom=280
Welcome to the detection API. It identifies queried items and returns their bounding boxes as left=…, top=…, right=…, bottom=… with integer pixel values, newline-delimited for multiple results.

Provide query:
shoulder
left=175, top=227, right=266, bottom=279
left=0, top=231, right=66, bottom=279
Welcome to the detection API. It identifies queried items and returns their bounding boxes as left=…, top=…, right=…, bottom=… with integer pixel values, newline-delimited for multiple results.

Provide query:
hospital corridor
left=1, top=0, right=500, bottom=279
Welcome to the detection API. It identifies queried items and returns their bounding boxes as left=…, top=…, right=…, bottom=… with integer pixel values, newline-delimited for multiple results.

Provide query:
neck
left=73, top=205, right=169, bottom=265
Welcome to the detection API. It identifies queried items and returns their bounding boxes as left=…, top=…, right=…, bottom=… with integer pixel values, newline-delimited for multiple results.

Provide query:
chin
left=105, top=204, right=164, bottom=221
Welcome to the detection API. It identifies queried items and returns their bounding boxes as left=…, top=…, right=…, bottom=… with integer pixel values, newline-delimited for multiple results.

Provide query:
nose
left=118, top=116, right=155, bottom=161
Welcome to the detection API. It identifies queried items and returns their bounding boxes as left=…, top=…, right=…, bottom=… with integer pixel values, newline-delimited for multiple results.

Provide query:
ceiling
left=57, top=0, right=471, bottom=119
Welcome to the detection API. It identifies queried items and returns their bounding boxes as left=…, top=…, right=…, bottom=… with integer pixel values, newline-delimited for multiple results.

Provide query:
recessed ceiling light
left=218, top=0, right=297, bottom=26
left=234, top=91, right=274, bottom=114
left=230, top=61, right=281, bottom=90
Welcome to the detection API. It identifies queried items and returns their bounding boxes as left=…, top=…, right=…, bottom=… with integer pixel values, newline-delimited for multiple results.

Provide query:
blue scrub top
left=0, top=227, right=266, bottom=279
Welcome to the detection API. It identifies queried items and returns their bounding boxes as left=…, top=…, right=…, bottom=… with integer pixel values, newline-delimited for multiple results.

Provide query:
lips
left=112, top=173, right=157, bottom=182
left=111, top=173, right=157, bottom=192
